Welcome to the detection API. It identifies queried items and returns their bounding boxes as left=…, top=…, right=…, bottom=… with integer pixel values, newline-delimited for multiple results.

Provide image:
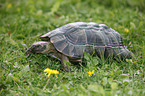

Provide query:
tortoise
left=25, top=22, right=133, bottom=71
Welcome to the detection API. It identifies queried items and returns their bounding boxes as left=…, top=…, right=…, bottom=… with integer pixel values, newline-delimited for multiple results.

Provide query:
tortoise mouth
left=25, top=51, right=32, bottom=55
left=25, top=45, right=36, bottom=55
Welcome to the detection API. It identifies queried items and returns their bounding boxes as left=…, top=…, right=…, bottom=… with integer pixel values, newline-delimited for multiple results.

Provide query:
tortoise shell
left=40, top=22, right=127, bottom=59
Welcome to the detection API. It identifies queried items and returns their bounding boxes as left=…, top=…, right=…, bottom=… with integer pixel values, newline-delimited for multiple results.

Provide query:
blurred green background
left=0, top=0, right=145, bottom=95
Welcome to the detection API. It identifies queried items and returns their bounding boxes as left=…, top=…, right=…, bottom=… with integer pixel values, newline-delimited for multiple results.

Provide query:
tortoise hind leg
left=119, top=48, right=133, bottom=59
left=112, top=48, right=133, bottom=60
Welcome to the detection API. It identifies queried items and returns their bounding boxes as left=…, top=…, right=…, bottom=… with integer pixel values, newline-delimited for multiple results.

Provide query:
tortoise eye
left=37, top=45, right=41, bottom=47
left=35, top=45, right=41, bottom=49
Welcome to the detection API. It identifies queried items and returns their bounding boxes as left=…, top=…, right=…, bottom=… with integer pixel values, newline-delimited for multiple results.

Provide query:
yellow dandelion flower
left=44, top=68, right=59, bottom=78
left=17, top=8, right=20, bottom=12
left=7, top=3, right=12, bottom=9
left=124, top=28, right=129, bottom=33
left=88, top=70, right=94, bottom=77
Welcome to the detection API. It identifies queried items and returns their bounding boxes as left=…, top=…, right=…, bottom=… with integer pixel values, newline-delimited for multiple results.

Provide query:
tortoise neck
left=41, top=42, right=55, bottom=54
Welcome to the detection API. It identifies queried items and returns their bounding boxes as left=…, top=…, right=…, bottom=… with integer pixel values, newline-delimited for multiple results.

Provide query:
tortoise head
left=25, top=41, right=51, bottom=55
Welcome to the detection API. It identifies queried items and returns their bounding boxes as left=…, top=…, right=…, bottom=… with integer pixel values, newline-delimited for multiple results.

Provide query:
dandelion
left=124, top=28, right=129, bottom=33
left=88, top=70, right=94, bottom=77
left=17, top=8, right=20, bottom=12
left=7, top=3, right=12, bottom=9
left=44, top=68, right=59, bottom=78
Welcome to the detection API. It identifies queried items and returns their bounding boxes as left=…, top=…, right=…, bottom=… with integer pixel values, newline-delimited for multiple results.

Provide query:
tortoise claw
left=63, top=65, right=71, bottom=72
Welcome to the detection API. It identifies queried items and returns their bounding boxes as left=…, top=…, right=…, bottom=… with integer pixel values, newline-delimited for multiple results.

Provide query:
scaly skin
left=25, top=41, right=70, bottom=71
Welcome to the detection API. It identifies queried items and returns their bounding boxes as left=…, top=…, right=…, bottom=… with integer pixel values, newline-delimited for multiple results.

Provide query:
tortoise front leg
left=51, top=51, right=71, bottom=71
left=61, top=54, right=71, bottom=72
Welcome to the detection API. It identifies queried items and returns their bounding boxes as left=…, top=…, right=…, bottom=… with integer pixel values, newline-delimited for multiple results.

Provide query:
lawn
left=0, top=0, right=145, bottom=95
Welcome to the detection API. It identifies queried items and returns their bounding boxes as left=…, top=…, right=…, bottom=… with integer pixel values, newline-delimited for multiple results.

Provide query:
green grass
left=0, top=0, right=145, bottom=95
